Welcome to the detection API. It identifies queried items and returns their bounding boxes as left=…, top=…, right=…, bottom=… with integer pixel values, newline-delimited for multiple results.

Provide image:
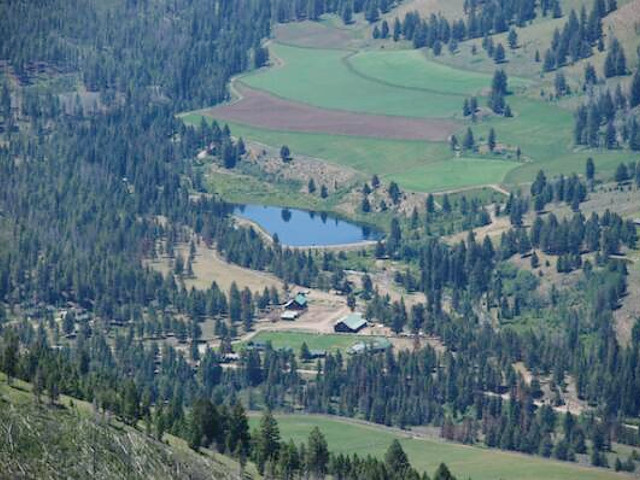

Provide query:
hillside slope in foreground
left=0, top=377, right=246, bottom=480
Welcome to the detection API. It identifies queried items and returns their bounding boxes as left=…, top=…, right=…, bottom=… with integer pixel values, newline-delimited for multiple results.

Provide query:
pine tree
left=229, top=282, right=242, bottom=323
left=381, top=20, right=389, bottom=39
left=341, top=2, right=353, bottom=25
left=630, top=119, right=640, bottom=151
left=300, top=342, right=311, bottom=361
left=361, top=196, right=371, bottom=213
left=584, top=63, right=598, bottom=86
left=630, top=70, right=640, bottom=108
left=385, top=440, right=411, bottom=475
left=122, top=380, right=140, bottom=425
left=2, top=331, right=18, bottom=385
left=615, top=162, right=629, bottom=183
left=255, top=410, right=281, bottom=474
left=433, top=462, right=456, bottom=480
left=306, top=427, right=329, bottom=479
left=555, top=72, right=568, bottom=97
left=280, top=144, right=291, bottom=162
left=605, top=121, right=617, bottom=149
left=488, top=128, right=496, bottom=151
left=494, top=43, right=506, bottom=63
left=365, top=1, right=380, bottom=23
left=543, top=49, right=556, bottom=72
left=586, top=157, right=595, bottom=181
left=508, top=28, right=518, bottom=49
left=463, top=128, right=475, bottom=150
left=393, top=18, right=401, bottom=41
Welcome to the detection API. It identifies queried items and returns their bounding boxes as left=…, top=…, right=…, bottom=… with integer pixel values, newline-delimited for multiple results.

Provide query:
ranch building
left=334, top=313, right=367, bottom=333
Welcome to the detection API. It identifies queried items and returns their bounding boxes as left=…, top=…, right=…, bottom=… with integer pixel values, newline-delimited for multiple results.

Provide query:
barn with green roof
left=334, top=312, right=367, bottom=333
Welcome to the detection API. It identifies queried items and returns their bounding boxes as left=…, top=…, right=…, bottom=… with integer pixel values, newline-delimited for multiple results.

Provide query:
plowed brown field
left=206, top=84, right=459, bottom=141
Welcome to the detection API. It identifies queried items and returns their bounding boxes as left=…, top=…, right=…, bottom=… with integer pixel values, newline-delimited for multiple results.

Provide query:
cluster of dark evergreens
left=541, top=0, right=616, bottom=73
left=269, top=0, right=402, bottom=25
left=574, top=69, right=640, bottom=150
left=245, top=411, right=453, bottom=480
left=386, top=0, right=561, bottom=60
left=1, top=323, right=464, bottom=478
left=0, top=0, right=272, bottom=109
left=529, top=170, right=588, bottom=212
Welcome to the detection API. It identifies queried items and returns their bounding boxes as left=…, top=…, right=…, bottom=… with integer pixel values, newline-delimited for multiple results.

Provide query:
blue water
left=233, top=204, right=383, bottom=247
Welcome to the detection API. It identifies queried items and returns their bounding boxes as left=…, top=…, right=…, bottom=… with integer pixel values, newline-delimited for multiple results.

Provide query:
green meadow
left=185, top=21, right=631, bottom=194
left=242, top=331, right=366, bottom=355
left=242, top=43, right=464, bottom=118
left=253, top=414, right=626, bottom=480
left=183, top=115, right=450, bottom=176
left=347, top=49, right=530, bottom=95
left=389, top=157, right=518, bottom=192
left=185, top=115, right=522, bottom=192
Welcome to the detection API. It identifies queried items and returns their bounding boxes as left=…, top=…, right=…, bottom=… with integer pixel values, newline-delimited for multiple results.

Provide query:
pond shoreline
left=232, top=214, right=381, bottom=250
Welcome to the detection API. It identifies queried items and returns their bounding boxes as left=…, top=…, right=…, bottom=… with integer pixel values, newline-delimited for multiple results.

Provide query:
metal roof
left=337, top=313, right=367, bottom=331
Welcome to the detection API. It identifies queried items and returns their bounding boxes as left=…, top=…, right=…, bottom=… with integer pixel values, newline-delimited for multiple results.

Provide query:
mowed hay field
left=347, top=49, right=530, bottom=95
left=256, top=414, right=629, bottom=480
left=243, top=330, right=365, bottom=355
left=389, top=157, right=518, bottom=192
left=242, top=43, right=464, bottom=118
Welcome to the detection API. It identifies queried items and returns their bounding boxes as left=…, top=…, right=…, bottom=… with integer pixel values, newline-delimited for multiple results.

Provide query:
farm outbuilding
left=280, top=310, right=301, bottom=321
left=347, top=337, right=391, bottom=355
left=334, top=313, right=367, bottom=333
left=308, top=349, right=326, bottom=359
left=284, top=293, right=308, bottom=311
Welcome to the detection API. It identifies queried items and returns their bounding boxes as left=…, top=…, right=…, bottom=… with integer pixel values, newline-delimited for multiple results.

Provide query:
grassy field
left=460, top=96, right=630, bottom=184
left=207, top=168, right=331, bottom=211
left=184, top=115, right=451, bottom=176
left=389, top=156, right=518, bottom=192
left=182, top=11, right=633, bottom=194
left=242, top=43, right=463, bottom=118
left=347, top=49, right=530, bottom=95
left=186, top=116, right=522, bottom=192
left=243, top=330, right=371, bottom=355
left=255, top=414, right=628, bottom=480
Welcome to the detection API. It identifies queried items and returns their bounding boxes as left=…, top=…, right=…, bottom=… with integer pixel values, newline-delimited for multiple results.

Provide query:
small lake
left=233, top=204, right=383, bottom=247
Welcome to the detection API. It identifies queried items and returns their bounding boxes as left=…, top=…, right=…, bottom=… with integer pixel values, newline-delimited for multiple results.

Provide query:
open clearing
left=148, top=241, right=284, bottom=295
left=389, top=156, right=518, bottom=192
left=347, top=49, right=530, bottom=95
left=242, top=43, right=464, bottom=118
left=188, top=116, right=524, bottom=192
left=205, top=84, right=458, bottom=141
left=250, top=414, right=627, bottom=480
left=243, top=330, right=367, bottom=354
left=274, top=21, right=359, bottom=49
left=184, top=115, right=451, bottom=176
